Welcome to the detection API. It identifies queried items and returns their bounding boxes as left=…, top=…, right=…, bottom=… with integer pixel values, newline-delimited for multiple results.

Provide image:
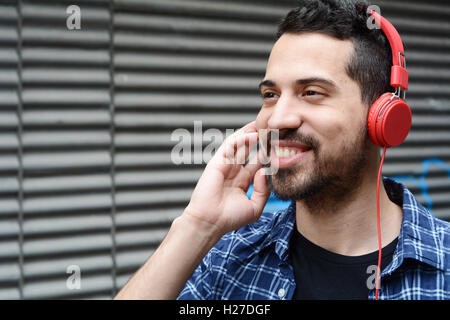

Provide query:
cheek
left=314, top=109, right=364, bottom=152
left=314, top=111, right=346, bottom=142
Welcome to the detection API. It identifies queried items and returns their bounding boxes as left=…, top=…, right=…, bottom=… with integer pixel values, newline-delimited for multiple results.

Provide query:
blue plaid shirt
left=177, top=177, right=450, bottom=300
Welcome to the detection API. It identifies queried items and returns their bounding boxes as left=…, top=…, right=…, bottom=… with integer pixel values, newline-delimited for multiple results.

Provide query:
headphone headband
left=370, top=10, right=409, bottom=91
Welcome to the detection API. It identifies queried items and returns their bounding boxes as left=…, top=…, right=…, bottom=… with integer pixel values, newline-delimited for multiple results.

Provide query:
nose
left=267, top=94, right=302, bottom=131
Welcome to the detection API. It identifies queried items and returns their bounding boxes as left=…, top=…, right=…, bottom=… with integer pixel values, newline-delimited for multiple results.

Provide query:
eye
left=304, top=90, right=322, bottom=96
left=262, top=91, right=278, bottom=99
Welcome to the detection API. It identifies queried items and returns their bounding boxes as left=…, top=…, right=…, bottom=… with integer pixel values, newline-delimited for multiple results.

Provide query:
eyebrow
left=258, top=77, right=338, bottom=91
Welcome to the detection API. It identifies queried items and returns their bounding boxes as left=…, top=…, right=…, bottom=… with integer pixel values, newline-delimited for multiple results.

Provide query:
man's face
left=256, top=32, right=373, bottom=202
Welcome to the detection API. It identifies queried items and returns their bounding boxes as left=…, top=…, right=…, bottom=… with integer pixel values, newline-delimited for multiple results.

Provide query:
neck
left=295, top=156, right=403, bottom=256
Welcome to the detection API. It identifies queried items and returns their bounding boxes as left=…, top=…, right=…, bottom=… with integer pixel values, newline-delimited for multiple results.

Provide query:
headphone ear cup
left=368, top=93, right=412, bottom=147
left=368, top=93, right=392, bottom=147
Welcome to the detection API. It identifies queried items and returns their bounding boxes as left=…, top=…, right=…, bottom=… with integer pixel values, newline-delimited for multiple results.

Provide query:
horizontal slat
left=0, top=133, right=18, bottom=150
left=0, top=262, right=20, bottom=283
left=0, top=25, right=18, bottom=44
left=23, top=90, right=110, bottom=106
left=22, top=68, right=110, bottom=85
left=23, top=174, right=111, bottom=193
left=408, top=83, right=450, bottom=97
left=23, top=151, right=110, bottom=170
left=23, top=214, right=112, bottom=236
left=115, top=93, right=261, bottom=109
left=390, top=17, right=450, bottom=35
left=23, top=131, right=110, bottom=148
left=115, top=72, right=260, bottom=90
left=0, top=239, right=19, bottom=259
left=384, top=162, right=450, bottom=177
left=0, top=69, right=18, bottom=86
left=24, top=233, right=112, bottom=257
left=114, top=32, right=272, bottom=54
left=403, top=131, right=450, bottom=145
left=0, top=91, right=19, bottom=108
left=410, top=115, right=450, bottom=128
left=402, top=34, right=450, bottom=50
left=0, top=48, right=18, bottom=65
left=22, top=48, right=109, bottom=66
left=116, top=188, right=192, bottom=207
left=0, top=4, right=17, bottom=23
left=114, top=12, right=276, bottom=37
left=116, top=208, right=181, bottom=228
left=115, top=112, right=255, bottom=127
left=114, top=52, right=266, bottom=73
left=0, top=287, right=20, bottom=300
left=116, top=228, right=168, bottom=248
left=378, top=0, right=450, bottom=20
left=23, top=274, right=113, bottom=299
left=406, top=51, right=450, bottom=66
left=24, top=254, right=112, bottom=279
left=23, top=193, right=112, bottom=214
left=386, top=146, right=450, bottom=160
left=22, top=27, right=109, bottom=46
left=114, top=0, right=289, bottom=21
left=0, top=218, right=19, bottom=238
left=408, top=66, right=450, bottom=81
left=22, top=3, right=109, bottom=23
left=0, top=198, right=19, bottom=216
left=116, top=249, right=155, bottom=276
left=115, top=169, right=202, bottom=187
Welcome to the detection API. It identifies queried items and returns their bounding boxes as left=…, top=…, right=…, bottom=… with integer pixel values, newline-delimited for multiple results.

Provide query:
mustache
left=269, top=129, right=320, bottom=151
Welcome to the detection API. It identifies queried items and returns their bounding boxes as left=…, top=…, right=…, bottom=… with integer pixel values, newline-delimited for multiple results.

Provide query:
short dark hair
left=277, top=0, right=394, bottom=106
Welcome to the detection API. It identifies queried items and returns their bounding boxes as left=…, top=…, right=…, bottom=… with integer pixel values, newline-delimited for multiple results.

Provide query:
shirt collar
left=260, top=200, right=296, bottom=262
left=260, top=177, right=445, bottom=272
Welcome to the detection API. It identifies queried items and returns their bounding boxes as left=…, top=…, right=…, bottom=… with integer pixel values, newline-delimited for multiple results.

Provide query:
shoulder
left=431, top=216, right=450, bottom=263
left=397, top=177, right=450, bottom=271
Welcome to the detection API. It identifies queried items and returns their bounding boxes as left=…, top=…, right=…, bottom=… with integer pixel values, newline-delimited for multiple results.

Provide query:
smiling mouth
left=270, top=142, right=313, bottom=169
left=275, top=145, right=311, bottom=158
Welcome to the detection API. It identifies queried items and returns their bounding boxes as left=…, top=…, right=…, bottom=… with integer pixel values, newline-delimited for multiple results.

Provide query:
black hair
left=276, top=0, right=394, bottom=106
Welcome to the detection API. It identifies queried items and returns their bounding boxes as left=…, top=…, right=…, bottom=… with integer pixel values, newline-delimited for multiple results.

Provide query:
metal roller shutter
left=0, top=0, right=21, bottom=300
left=0, top=0, right=448, bottom=299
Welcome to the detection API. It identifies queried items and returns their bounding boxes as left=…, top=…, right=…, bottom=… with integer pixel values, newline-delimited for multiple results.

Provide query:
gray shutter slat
left=0, top=1, right=21, bottom=299
left=16, top=0, right=115, bottom=299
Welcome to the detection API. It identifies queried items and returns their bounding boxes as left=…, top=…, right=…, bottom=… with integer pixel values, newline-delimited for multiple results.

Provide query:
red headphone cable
left=375, top=146, right=387, bottom=300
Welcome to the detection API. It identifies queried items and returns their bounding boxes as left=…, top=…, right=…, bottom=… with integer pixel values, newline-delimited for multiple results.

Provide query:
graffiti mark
left=391, top=158, right=450, bottom=214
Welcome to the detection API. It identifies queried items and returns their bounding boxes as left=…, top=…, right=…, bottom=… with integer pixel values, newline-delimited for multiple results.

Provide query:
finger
left=235, top=132, right=259, bottom=165
left=250, top=168, right=271, bottom=221
left=243, top=134, right=273, bottom=178
left=233, top=121, right=257, bottom=136
left=242, top=151, right=263, bottom=180
left=214, top=121, right=257, bottom=162
left=222, top=131, right=258, bottom=165
left=224, top=121, right=257, bottom=143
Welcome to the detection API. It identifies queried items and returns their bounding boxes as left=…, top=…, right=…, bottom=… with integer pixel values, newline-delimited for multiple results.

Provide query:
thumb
left=250, top=168, right=271, bottom=220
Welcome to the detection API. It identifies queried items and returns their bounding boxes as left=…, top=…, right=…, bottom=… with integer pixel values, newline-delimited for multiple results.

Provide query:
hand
left=183, top=121, right=271, bottom=236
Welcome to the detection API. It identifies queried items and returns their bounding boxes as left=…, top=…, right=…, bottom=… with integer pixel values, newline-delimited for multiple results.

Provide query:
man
left=115, top=0, right=449, bottom=300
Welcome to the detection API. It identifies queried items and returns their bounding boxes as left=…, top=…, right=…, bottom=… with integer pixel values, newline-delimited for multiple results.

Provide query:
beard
left=266, top=123, right=371, bottom=212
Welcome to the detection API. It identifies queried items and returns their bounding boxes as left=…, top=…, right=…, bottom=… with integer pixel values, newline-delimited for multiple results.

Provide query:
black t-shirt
left=289, top=227, right=398, bottom=300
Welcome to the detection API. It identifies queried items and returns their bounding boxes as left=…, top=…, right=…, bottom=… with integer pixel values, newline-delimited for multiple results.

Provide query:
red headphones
left=367, top=11, right=412, bottom=300
left=367, top=11, right=412, bottom=148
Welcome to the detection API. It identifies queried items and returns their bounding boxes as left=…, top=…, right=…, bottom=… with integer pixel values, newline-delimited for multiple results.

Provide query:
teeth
left=276, top=147, right=302, bottom=158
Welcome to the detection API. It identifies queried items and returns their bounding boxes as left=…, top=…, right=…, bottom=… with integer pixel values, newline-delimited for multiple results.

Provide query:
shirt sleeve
left=177, top=234, right=231, bottom=300
left=176, top=255, right=212, bottom=299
